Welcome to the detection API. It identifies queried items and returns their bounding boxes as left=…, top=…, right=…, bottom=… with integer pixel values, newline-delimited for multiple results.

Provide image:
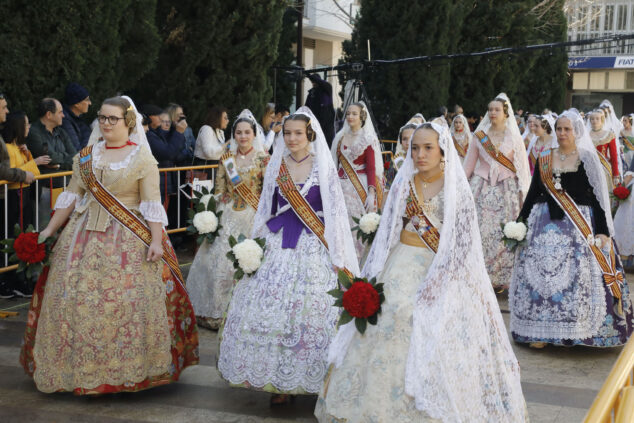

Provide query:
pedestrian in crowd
left=21, top=95, right=198, bottom=394
left=305, top=73, right=336, bottom=146
left=274, top=104, right=290, bottom=124
left=194, top=105, right=229, bottom=182
left=0, top=96, right=36, bottom=299
left=166, top=103, right=195, bottom=165
left=510, top=109, right=633, bottom=348
left=463, top=93, right=531, bottom=290
left=437, top=105, right=449, bottom=125
left=261, top=102, right=282, bottom=150
left=61, top=82, right=92, bottom=150
left=142, top=104, right=187, bottom=218
left=316, top=122, right=527, bottom=422
left=159, top=111, right=171, bottom=131
left=187, top=110, right=269, bottom=330
left=26, top=97, right=77, bottom=227
left=217, top=107, right=358, bottom=405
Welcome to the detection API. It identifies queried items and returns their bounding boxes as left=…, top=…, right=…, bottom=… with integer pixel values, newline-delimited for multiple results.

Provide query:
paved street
left=0, top=263, right=629, bottom=423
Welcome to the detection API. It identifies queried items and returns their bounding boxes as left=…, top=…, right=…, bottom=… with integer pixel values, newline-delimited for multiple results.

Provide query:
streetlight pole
left=296, top=1, right=304, bottom=109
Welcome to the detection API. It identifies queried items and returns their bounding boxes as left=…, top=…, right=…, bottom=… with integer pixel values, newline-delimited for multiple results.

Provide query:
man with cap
left=61, top=82, right=92, bottom=150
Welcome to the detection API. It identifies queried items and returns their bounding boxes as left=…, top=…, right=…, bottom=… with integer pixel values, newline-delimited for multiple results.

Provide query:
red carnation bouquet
left=1, top=224, right=55, bottom=278
left=328, top=270, right=385, bottom=334
left=613, top=184, right=631, bottom=202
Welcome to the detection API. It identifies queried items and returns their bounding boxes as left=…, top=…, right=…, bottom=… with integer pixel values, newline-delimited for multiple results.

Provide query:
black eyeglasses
left=97, top=114, right=125, bottom=125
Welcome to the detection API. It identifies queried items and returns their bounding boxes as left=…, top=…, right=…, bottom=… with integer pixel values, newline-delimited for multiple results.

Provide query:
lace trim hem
left=139, top=201, right=168, bottom=226
left=92, top=141, right=143, bottom=170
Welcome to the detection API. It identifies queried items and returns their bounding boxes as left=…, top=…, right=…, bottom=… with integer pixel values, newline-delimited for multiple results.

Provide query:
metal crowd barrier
left=0, top=148, right=401, bottom=275
left=584, top=336, right=634, bottom=422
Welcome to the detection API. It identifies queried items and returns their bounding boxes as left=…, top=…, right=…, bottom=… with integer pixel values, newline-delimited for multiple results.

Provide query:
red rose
left=13, top=232, right=46, bottom=264
left=342, top=281, right=381, bottom=318
left=383, top=160, right=390, bottom=171
left=614, top=185, right=630, bottom=200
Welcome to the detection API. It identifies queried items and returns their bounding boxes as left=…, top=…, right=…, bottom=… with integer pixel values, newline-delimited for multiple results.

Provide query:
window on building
left=591, top=5, right=601, bottom=32
left=617, top=4, right=628, bottom=31
left=605, top=5, right=615, bottom=32
left=578, top=6, right=587, bottom=32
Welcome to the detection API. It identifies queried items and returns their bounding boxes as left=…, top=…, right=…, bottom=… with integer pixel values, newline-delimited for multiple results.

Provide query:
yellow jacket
left=5, top=143, right=40, bottom=189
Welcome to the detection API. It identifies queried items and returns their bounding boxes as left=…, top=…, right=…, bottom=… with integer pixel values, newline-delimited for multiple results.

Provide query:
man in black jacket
left=305, top=73, right=336, bottom=146
left=61, top=82, right=92, bottom=150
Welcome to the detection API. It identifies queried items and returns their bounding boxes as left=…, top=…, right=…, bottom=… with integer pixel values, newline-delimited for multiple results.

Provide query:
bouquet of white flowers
left=500, top=220, right=528, bottom=251
left=352, top=212, right=381, bottom=245
left=226, top=234, right=266, bottom=281
left=187, top=186, right=222, bottom=245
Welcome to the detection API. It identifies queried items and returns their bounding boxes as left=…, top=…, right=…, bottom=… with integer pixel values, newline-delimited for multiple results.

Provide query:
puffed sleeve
left=139, top=160, right=169, bottom=226
left=54, top=156, right=85, bottom=209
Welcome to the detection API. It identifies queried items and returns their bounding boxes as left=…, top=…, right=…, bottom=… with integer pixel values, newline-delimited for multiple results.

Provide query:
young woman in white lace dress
left=217, top=108, right=359, bottom=404
left=186, top=110, right=268, bottom=329
left=331, top=102, right=384, bottom=258
left=316, top=122, right=527, bottom=423
left=463, top=93, right=531, bottom=290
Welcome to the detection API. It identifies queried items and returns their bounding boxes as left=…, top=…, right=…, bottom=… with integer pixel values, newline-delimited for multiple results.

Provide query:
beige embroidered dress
left=20, top=142, right=198, bottom=394
left=187, top=150, right=269, bottom=327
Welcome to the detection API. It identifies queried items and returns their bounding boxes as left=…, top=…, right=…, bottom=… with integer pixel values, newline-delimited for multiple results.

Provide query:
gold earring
left=440, top=159, right=445, bottom=171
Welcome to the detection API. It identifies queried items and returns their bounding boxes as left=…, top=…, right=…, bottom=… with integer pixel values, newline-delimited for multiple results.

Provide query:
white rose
left=359, top=212, right=381, bottom=234
left=233, top=239, right=264, bottom=273
left=199, top=194, right=212, bottom=208
left=192, top=211, right=218, bottom=234
left=503, top=221, right=527, bottom=241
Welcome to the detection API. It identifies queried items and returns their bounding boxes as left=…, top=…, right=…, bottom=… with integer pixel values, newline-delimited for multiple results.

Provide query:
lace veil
left=599, top=100, right=624, bottom=175
left=450, top=114, right=472, bottom=142
left=331, top=101, right=384, bottom=181
left=328, top=122, right=526, bottom=421
left=395, top=122, right=419, bottom=157
left=87, top=95, right=149, bottom=150
left=527, top=112, right=557, bottom=153
left=228, top=109, right=266, bottom=153
left=250, top=106, right=360, bottom=274
left=556, top=109, right=615, bottom=236
left=473, top=93, right=531, bottom=197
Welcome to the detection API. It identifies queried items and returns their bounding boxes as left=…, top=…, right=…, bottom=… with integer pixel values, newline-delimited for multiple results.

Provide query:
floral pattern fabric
left=510, top=203, right=633, bottom=346
left=470, top=175, right=521, bottom=289
left=19, top=150, right=198, bottom=394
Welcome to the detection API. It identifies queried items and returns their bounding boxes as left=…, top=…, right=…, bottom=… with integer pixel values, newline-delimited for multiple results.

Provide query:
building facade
left=298, top=0, right=358, bottom=110
left=566, top=0, right=634, bottom=114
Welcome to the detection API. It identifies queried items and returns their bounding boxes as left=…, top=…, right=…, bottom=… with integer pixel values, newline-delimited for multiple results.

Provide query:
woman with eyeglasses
left=19, top=96, right=198, bottom=394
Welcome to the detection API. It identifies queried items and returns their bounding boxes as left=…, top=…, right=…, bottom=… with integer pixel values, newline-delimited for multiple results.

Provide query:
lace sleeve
left=54, top=191, right=81, bottom=209
left=139, top=201, right=168, bottom=226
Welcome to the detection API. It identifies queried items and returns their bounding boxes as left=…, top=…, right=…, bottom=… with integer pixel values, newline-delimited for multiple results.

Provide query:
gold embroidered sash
left=622, top=136, right=634, bottom=151
left=220, top=151, right=260, bottom=211
left=337, top=142, right=384, bottom=207
left=404, top=182, right=440, bottom=253
left=452, top=136, right=468, bottom=158
left=474, top=130, right=517, bottom=173
left=79, top=146, right=185, bottom=285
left=538, top=150, right=623, bottom=299
left=276, top=160, right=353, bottom=278
left=596, top=149, right=613, bottom=176
left=529, top=149, right=538, bottom=169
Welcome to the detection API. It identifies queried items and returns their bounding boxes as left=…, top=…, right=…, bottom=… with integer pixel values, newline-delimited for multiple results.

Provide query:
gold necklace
left=417, top=171, right=444, bottom=188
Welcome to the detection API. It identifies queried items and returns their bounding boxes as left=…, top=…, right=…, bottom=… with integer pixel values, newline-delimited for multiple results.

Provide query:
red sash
left=474, top=130, right=516, bottom=173
left=538, top=151, right=623, bottom=299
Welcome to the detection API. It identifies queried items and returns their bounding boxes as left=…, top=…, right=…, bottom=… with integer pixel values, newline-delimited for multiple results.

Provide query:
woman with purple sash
left=217, top=108, right=359, bottom=404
